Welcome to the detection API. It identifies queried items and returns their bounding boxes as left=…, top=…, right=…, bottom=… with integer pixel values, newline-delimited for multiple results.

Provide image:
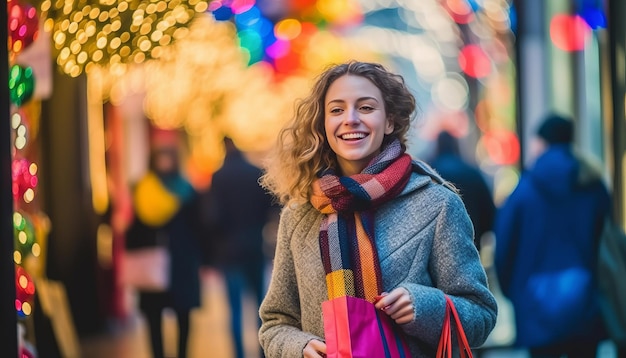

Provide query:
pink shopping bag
left=322, top=295, right=411, bottom=358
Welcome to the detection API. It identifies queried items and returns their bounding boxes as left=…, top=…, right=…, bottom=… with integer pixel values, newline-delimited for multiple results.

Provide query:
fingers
left=390, top=304, right=415, bottom=324
left=374, top=287, right=414, bottom=324
left=303, top=339, right=327, bottom=358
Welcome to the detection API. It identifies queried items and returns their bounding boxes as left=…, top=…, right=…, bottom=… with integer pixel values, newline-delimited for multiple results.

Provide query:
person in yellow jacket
left=125, top=144, right=203, bottom=358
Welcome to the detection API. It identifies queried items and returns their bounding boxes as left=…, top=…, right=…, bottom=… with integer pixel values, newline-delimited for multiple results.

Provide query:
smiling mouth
left=340, top=133, right=368, bottom=140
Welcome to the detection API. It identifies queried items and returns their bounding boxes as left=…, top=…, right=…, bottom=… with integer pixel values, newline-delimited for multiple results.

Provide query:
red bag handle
left=436, top=295, right=473, bottom=358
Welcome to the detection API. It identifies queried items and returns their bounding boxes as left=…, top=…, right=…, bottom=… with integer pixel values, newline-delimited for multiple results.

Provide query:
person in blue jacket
left=202, top=136, right=278, bottom=358
left=494, top=114, right=611, bottom=357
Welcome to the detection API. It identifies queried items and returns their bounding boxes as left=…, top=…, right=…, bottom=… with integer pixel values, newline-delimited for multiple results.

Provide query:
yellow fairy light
left=19, top=274, right=28, bottom=289
left=98, top=10, right=109, bottom=22
left=22, top=302, right=32, bottom=316
left=13, top=212, right=22, bottom=226
left=11, top=113, right=21, bottom=129
left=24, top=188, right=35, bottom=203
left=38, top=0, right=211, bottom=77
left=19, top=231, right=27, bottom=244
left=14, top=251, right=22, bottom=264
left=110, top=37, right=121, bottom=49
left=92, top=49, right=103, bottom=61
left=77, top=51, right=88, bottom=63
left=32, top=243, right=41, bottom=257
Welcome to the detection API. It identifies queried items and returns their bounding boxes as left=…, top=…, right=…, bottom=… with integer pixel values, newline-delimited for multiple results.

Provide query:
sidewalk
left=80, top=269, right=262, bottom=358
left=78, top=267, right=619, bottom=358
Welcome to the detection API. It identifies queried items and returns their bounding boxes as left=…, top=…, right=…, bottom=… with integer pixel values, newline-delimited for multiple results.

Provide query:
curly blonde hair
left=260, top=61, right=417, bottom=206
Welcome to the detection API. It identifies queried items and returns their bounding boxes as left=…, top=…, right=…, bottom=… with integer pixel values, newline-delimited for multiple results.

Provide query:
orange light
left=481, top=130, right=520, bottom=165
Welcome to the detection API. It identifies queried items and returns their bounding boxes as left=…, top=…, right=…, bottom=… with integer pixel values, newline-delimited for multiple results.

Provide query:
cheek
left=324, top=116, right=336, bottom=137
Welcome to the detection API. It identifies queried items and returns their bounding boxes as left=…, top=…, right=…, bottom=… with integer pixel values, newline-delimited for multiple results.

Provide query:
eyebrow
left=326, top=96, right=380, bottom=106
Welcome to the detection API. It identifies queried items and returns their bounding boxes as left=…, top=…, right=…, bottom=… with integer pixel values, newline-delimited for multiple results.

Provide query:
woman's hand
left=374, top=287, right=414, bottom=324
left=303, top=339, right=327, bottom=358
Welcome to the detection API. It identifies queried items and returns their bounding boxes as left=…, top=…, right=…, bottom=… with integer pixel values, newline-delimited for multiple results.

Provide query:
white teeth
left=341, top=133, right=366, bottom=140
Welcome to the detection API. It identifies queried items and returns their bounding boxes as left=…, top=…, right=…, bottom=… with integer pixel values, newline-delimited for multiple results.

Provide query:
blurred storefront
left=1, top=0, right=624, bottom=356
left=513, top=0, right=622, bottom=217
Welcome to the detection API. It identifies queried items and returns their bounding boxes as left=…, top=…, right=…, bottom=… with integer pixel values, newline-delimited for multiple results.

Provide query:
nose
left=344, top=108, right=360, bottom=125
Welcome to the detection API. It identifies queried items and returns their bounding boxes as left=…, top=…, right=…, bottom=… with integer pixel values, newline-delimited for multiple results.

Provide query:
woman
left=258, top=61, right=497, bottom=357
left=126, top=144, right=202, bottom=358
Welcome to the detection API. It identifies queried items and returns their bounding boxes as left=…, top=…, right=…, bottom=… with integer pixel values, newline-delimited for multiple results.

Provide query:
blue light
left=579, top=7, right=607, bottom=29
left=212, top=5, right=233, bottom=22
left=235, top=6, right=262, bottom=29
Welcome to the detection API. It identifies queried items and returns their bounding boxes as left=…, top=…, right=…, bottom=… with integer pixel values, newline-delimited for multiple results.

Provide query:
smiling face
left=324, top=75, right=394, bottom=176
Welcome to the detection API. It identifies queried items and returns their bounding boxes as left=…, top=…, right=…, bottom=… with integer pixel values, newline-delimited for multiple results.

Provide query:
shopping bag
left=437, top=295, right=472, bottom=358
left=120, top=246, right=170, bottom=292
left=322, top=295, right=411, bottom=358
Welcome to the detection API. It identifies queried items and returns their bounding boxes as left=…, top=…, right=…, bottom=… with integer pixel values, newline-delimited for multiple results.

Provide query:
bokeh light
left=432, top=74, right=469, bottom=112
left=12, top=158, right=38, bottom=203
left=40, top=0, right=213, bottom=76
left=481, top=129, right=520, bottom=166
left=443, top=0, right=475, bottom=24
left=274, top=18, right=301, bottom=40
left=550, top=14, right=591, bottom=52
left=13, top=211, right=37, bottom=262
left=14, top=265, right=35, bottom=318
left=9, top=64, right=35, bottom=107
left=8, top=0, right=40, bottom=53
left=11, top=111, right=29, bottom=151
left=459, top=44, right=492, bottom=78
left=579, top=5, right=606, bottom=29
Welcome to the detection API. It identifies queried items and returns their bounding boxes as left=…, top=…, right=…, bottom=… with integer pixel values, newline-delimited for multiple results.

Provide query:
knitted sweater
left=259, top=170, right=498, bottom=357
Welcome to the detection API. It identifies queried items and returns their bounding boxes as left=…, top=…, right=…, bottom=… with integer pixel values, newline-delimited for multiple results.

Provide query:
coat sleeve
left=401, top=190, right=498, bottom=348
left=258, top=207, right=322, bottom=357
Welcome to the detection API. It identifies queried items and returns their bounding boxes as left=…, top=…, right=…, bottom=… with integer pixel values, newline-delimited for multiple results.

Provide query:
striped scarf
left=311, top=140, right=413, bottom=302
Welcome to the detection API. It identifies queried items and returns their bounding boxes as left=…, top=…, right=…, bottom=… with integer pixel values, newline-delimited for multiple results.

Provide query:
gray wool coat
left=258, top=167, right=498, bottom=357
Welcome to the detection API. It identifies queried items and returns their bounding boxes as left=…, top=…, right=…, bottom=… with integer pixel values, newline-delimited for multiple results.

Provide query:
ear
left=385, top=118, right=394, bottom=135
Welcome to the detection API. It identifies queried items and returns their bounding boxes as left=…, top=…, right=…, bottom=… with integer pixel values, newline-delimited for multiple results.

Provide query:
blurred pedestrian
left=258, top=61, right=497, bottom=357
left=125, top=142, right=203, bottom=358
left=203, top=136, right=277, bottom=358
left=429, top=130, right=495, bottom=251
left=494, top=113, right=610, bottom=357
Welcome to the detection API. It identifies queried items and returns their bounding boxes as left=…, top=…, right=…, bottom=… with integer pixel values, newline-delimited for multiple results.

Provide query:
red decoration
left=15, top=266, right=35, bottom=304
left=20, top=346, right=36, bottom=358
left=11, top=158, right=37, bottom=202
left=7, top=0, right=39, bottom=53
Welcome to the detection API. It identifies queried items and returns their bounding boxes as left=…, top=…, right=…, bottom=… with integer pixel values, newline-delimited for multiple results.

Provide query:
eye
left=329, top=108, right=343, bottom=114
left=359, top=105, right=375, bottom=112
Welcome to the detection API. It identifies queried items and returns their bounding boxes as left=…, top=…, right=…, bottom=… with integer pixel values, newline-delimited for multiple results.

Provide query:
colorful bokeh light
left=443, top=0, right=475, bottom=24
left=15, top=266, right=35, bottom=318
left=481, top=129, right=520, bottom=165
left=12, top=158, right=38, bottom=203
left=7, top=0, right=39, bottom=53
left=459, top=44, right=492, bottom=78
left=550, top=14, right=592, bottom=52
left=8, top=64, right=35, bottom=107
